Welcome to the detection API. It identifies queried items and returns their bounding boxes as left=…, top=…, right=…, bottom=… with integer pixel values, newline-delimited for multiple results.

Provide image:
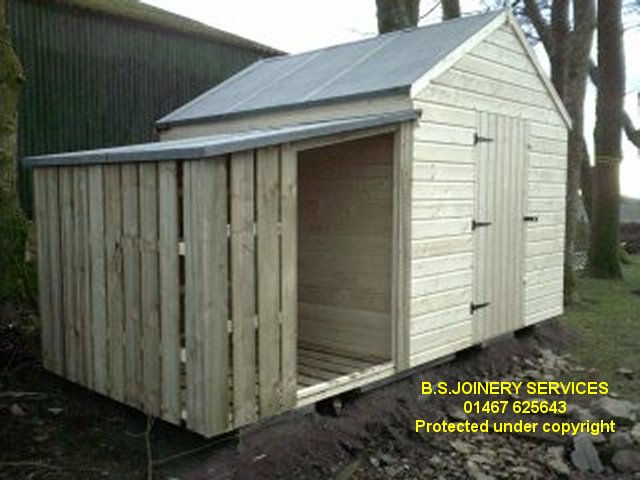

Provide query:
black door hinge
left=472, top=220, right=492, bottom=230
left=523, top=215, right=539, bottom=222
left=470, top=302, right=491, bottom=314
left=474, top=133, right=494, bottom=145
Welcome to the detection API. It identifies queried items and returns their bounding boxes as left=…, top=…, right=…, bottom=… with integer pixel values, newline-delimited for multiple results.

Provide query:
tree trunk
left=522, top=0, right=596, bottom=303
left=441, top=0, right=461, bottom=20
left=375, top=0, right=419, bottom=33
left=549, top=0, right=569, bottom=99
left=562, top=0, right=595, bottom=302
left=0, top=0, right=29, bottom=301
left=580, top=145, right=592, bottom=221
left=587, top=0, right=624, bottom=279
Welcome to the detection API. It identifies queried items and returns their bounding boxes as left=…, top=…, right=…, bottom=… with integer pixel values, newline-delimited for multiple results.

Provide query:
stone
left=450, top=440, right=473, bottom=455
left=383, top=465, right=402, bottom=477
left=9, top=403, right=25, bottom=417
left=611, top=450, right=640, bottom=473
left=545, top=446, right=570, bottom=477
left=567, top=405, right=596, bottom=422
left=509, top=466, right=533, bottom=475
left=469, top=454, right=492, bottom=465
left=617, top=368, right=634, bottom=379
left=521, top=369, right=543, bottom=380
left=465, top=460, right=496, bottom=480
left=379, top=453, right=397, bottom=466
left=631, top=424, right=640, bottom=444
left=446, top=404, right=468, bottom=421
left=369, top=456, right=380, bottom=469
left=593, top=397, right=637, bottom=426
left=32, top=431, right=49, bottom=442
left=610, top=431, right=635, bottom=450
left=335, top=456, right=363, bottom=480
left=558, top=403, right=595, bottom=422
left=539, top=349, right=559, bottom=371
left=570, top=433, right=603, bottom=473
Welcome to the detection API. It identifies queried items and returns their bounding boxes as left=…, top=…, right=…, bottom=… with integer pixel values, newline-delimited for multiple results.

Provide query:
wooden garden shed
left=26, top=10, right=570, bottom=437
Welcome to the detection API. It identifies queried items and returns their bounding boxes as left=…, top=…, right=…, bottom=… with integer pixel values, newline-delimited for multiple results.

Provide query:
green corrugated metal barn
left=8, top=0, right=280, bottom=213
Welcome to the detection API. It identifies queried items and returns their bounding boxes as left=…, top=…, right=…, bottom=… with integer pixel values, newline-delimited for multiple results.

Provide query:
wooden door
left=472, top=112, right=527, bottom=343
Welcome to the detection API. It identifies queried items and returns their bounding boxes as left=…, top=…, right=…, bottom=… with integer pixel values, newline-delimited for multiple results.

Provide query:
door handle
left=470, top=302, right=491, bottom=313
left=523, top=216, right=539, bottom=223
left=472, top=220, right=492, bottom=230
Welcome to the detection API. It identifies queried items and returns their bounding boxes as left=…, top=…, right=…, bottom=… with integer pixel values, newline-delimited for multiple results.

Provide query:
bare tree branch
left=588, top=59, right=640, bottom=148
left=522, top=0, right=552, bottom=51
left=622, top=111, right=640, bottom=148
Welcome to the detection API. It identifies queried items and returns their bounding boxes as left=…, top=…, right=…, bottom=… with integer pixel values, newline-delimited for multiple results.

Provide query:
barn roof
left=47, top=0, right=281, bottom=55
left=24, top=110, right=419, bottom=168
left=156, top=10, right=505, bottom=129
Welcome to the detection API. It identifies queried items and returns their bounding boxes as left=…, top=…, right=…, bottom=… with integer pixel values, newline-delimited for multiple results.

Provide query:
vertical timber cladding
left=472, top=112, right=527, bottom=342
left=34, top=162, right=183, bottom=427
left=34, top=149, right=296, bottom=438
left=182, top=146, right=297, bottom=436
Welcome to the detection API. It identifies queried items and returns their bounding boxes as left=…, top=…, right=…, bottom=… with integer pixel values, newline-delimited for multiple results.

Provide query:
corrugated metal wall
left=8, top=0, right=272, bottom=214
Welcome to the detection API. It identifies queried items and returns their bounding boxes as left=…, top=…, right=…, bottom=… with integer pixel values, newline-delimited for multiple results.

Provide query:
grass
left=560, top=256, right=640, bottom=402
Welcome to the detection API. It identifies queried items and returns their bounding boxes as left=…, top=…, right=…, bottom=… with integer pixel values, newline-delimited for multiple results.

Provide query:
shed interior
left=296, top=133, right=395, bottom=403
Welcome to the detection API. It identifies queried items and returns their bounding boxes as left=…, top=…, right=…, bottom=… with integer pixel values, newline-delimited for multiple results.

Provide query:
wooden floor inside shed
left=296, top=343, right=394, bottom=407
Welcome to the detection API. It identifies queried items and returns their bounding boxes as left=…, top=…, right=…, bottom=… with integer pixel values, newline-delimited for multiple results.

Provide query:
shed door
left=472, top=112, right=527, bottom=343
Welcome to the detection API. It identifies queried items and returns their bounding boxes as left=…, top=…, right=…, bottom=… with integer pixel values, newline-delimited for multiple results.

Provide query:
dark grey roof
left=157, top=11, right=503, bottom=129
left=24, top=110, right=419, bottom=168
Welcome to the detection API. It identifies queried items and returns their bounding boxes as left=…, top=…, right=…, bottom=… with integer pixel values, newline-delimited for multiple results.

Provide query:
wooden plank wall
left=34, top=146, right=297, bottom=437
left=408, top=23, right=567, bottom=366
left=297, top=135, right=393, bottom=360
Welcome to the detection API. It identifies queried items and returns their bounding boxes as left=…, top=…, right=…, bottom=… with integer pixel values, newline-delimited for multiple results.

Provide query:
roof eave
left=156, top=86, right=411, bottom=131
left=25, top=109, right=420, bottom=168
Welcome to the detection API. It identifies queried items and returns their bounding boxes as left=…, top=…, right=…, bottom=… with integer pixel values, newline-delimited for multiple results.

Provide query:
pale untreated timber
left=46, top=168, right=64, bottom=375
left=158, top=161, right=181, bottom=424
left=139, top=162, right=161, bottom=416
left=256, top=147, right=282, bottom=416
left=200, top=158, right=230, bottom=435
left=59, top=168, right=77, bottom=382
left=280, top=146, right=298, bottom=408
left=87, top=166, right=107, bottom=394
left=121, top=163, right=141, bottom=407
left=183, top=159, right=203, bottom=430
left=104, top=165, right=125, bottom=401
left=392, top=123, right=413, bottom=371
left=73, top=167, right=91, bottom=387
left=230, top=151, right=257, bottom=427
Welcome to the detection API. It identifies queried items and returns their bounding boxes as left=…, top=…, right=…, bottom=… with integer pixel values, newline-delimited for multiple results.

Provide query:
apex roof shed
left=27, top=10, right=569, bottom=437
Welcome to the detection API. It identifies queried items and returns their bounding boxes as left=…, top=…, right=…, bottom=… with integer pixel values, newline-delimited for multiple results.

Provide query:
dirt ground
left=0, top=298, right=637, bottom=479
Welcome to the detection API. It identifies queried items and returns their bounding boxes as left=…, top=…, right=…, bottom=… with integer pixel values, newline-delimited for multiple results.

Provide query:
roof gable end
left=410, top=10, right=570, bottom=128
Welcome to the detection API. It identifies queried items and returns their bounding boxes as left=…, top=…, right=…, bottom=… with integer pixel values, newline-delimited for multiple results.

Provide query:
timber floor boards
left=297, top=343, right=386, bottom=388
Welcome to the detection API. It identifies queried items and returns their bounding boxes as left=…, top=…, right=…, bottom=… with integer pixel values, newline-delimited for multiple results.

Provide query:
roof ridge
left=259, top=9, right=503, bottom=64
